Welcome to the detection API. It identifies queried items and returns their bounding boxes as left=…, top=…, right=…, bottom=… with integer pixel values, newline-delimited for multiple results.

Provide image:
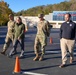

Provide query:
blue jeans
left=9, top=38, right=24, bottom=56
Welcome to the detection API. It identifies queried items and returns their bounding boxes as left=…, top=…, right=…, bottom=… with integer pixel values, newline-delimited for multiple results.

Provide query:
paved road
left=0, top=26, right=76, bottom=75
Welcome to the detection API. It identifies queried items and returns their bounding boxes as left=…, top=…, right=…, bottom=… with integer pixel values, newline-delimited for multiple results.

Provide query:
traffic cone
left=13, top=56, right=21, bottom=74
left=50, top=37, right=53, bottom=44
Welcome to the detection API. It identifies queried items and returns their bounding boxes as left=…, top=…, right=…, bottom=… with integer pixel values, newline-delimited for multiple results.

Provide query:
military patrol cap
left=38, top=13, right=44, bottom=18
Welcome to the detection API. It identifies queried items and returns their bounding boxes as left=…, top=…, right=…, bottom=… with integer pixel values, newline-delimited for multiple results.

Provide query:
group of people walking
left=0, top=13, right=76, bottom=68
left=0, top=14, right=25, bottom=58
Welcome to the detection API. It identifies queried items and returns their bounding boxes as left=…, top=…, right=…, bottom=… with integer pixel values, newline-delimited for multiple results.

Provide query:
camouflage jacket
left=37, top=19, right=52, bottom=37
left=7, top=20, right=15, bottom=36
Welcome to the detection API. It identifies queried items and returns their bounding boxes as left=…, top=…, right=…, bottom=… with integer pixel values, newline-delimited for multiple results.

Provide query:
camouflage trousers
left=3, top=34, right=14, bottom=52
left=34, top=35, right=47, bottom=55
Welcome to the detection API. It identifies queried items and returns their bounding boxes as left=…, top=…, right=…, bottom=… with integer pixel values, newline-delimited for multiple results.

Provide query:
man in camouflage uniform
left=0, top=14, right=15, bottom=55
left=8, top=16, right=25, bottom=58
left=33, top=13, right=52, bottom=61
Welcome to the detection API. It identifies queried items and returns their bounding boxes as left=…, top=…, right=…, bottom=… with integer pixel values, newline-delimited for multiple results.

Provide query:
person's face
left=9, top=16, right=14, bottom=20
left=65, top=14, right=70, bottom=22
left=16, top=18, right=21, bottom=24
left=39, top=17, right=44, bottom=21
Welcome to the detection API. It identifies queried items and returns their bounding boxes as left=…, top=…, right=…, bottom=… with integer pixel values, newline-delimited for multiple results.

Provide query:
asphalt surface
left=0, top=26, right=76, bottom=75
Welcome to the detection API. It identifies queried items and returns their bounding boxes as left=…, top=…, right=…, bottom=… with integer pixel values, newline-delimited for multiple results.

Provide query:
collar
left=66, top=20, right=72, bottom=24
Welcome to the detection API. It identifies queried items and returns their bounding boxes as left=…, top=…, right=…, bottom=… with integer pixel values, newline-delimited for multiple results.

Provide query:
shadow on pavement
left=21, top=65, right=59, bottom=71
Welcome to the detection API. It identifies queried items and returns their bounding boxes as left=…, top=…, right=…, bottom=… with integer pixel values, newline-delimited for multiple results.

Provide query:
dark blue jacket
left=60, top=20, right=76, bottom=40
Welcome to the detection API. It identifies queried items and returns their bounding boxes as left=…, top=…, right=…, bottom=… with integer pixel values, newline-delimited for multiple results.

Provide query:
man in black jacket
left=59, top=13, right=76, bottom=68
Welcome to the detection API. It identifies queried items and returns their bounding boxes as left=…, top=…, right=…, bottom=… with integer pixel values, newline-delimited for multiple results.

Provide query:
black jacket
left=60, top=20, right=76, bottom=40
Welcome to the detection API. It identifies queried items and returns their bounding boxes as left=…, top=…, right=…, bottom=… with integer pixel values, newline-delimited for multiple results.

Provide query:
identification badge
left=70, top=24, right=72, bottom=26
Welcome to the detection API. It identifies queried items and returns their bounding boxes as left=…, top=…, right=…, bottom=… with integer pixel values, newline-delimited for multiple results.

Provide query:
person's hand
left=18, top=37, right=20, bottom=40
left=26, top=28, right=28, bottom=31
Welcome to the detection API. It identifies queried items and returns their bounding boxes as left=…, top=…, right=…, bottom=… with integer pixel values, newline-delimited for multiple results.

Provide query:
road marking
left=46, top=51, right=61, bottom=53
left=73, top=52, right=76, bottom=54
left=24, top=49, right=76, bottom=55
left=46, top=50, right=76, bottom=55
left=22, top=71, right=48, bottom=75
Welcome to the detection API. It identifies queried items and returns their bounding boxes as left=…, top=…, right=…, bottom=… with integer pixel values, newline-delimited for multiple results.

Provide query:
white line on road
left=46, top=50, right=76, bottom=55
left=22, top=71, right=48, bottom=75
left=46, top=51, right=61, bottom=53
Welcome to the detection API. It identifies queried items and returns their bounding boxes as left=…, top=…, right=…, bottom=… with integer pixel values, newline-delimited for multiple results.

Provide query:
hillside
left=0, top=0, right=76, bottom=26
left=15, top=0, right=76, bottom=16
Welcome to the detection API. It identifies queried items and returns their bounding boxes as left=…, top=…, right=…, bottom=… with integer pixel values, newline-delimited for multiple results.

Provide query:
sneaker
left=19, top=55, right=24, bottom=59
left=11, top=51, right=17, bottom=55
left=59, top=64, right=66, bottom=68
left=0, top=51, right=5, bottom=55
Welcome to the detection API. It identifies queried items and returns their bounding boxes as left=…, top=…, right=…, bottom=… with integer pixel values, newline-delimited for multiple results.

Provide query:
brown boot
left=70, top=57, right=74, bottom=64
left=39, top=54, right=44, bottom=61
left=0, top=49, right=6, bottom=55
left=59, top=64, right=66, bottom=68
left=33, top=53, right=39, bottom=61
left=0, top=51, right=5, bottom=55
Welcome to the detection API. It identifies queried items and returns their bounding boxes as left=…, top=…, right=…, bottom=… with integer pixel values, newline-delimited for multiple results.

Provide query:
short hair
left=9, top=14, right=14, bottom=17
left=65, top=13, right=71, bottom=17
left=16, top=16, right=22, bottom=21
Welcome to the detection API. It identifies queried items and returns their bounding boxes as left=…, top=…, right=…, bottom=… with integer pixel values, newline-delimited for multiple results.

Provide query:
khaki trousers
left=60, top=38, right=75, bottom=64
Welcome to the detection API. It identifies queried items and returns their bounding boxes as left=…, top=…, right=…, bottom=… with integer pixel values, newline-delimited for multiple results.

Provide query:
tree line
left=15, top=0, right=76, bottom=16
left=0, top=0, right=76, bottom=26
left=0, top=1, right=13, bottom=26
